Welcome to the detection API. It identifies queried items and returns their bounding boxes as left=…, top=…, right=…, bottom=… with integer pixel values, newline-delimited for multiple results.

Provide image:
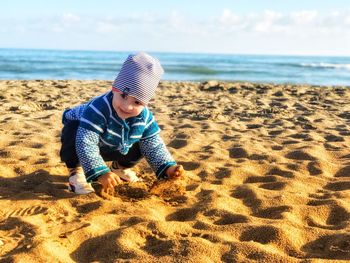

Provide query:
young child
left=60, top=52, right=184, bottom=194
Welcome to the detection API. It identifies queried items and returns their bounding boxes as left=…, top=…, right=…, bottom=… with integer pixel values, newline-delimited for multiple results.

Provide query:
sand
left=0, top=79, right=350, bottom=262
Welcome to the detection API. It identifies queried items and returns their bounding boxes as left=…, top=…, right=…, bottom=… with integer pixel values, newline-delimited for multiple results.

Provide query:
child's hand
left=97, top=172, right=123, bottom=193
left=166, top=165, right=185, bottom=179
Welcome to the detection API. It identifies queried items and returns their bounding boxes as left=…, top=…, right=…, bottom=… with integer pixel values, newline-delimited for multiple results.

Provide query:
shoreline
left=1, top=80, right=350, bottom=262
left=1, top=79, right=350, bottom=88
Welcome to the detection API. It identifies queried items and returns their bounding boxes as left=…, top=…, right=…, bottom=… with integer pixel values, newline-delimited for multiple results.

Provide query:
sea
left=0, top=48, right=349, bottom=86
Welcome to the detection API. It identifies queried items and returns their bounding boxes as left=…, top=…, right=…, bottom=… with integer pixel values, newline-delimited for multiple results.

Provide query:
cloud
left=290, top=10, right=318, bottom=25
left=62, top=13, right=80, bottom=24
left=251, top=10, right=284, bottom=33
left=95, top=22, right=119, bottom=34
left=215, top=9, right=350, bottom=37
left=346, top=15, right=350, bottom=25
left=1, top=9, right=350, bottom=54
left=3, top=9, right=350, bottom=37
left=219, top=9, right=240, bottom=25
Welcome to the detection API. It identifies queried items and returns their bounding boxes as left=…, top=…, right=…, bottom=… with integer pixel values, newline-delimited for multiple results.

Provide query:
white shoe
left=68, top=167, right=95, bottom=194
left=110, top=162, right=142, bottom=182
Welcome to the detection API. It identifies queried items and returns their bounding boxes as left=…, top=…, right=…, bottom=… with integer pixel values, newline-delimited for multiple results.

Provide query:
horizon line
left=0, top=47, right=349, bottom=58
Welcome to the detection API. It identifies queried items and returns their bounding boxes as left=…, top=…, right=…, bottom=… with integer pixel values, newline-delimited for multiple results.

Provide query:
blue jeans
left=60, top=120, right=143, bottom=169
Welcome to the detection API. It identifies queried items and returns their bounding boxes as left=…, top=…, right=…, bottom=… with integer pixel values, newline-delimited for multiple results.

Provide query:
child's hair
left=112, top=52, right=164, bottom=104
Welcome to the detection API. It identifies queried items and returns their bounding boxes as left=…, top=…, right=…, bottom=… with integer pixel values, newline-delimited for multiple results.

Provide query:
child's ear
left=112, top=87, right=121, bottom=93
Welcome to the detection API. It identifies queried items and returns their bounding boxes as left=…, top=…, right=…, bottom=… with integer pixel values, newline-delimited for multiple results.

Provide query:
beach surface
left=0, top=80, right=350, bottom=262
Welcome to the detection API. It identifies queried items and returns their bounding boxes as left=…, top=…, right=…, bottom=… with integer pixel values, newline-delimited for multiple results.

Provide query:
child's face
left=112, top=90, right=145, bottom=119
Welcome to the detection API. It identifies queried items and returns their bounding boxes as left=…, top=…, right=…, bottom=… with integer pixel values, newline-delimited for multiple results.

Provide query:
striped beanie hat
left=112, top=52, right=164, bottom=104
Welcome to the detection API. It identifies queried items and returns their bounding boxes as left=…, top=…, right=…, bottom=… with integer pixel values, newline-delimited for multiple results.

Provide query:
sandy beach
left=0, top=79, right=350, bottom=262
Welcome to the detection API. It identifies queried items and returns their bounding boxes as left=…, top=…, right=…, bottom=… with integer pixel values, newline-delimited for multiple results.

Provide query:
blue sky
left=1, top=0, right=350, bottom=55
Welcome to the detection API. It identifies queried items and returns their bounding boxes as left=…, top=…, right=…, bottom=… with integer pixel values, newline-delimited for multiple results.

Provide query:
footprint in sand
left=142, top=235, right=175, bottom=257
left=306, top=204, right=349, bottom=230
left=249, top=154, right=269, bottom=161
left=282, top=139, right=300, bottom=145
left=338, top=111, right=350, bottom=120
left=289, top=133, right=311, bottom=140
left=120, top=216, right=145, bottom=227
left=307, top=190, right=336, bottom=206
left=324, top=142, right=343, bottom=151
left=178, top=161, right=200, bottom=171
left=259, top=181, right=287, bottom=191
left=307, top=161, right=323, bottom=176
left=239, top=225, right=282, bottom=244
left=254, top=206, right=292, bottom=219
left=231, top=186, right=262, bottom=209
left=185, top=183, right=200, bottom=191
left=268, top=130, right=284, bottom=136
left=339, top=130, right=350, bottom=136
left=0, top=217, right=37, bottom=258
left=266, top=167, right=295, bottom=178
left=214, top=213, right=249, bottom=225
left=179, top=123, right=196, bottom=129
left=8, top=141, right=18, bottom=146
left=325, top=134, right=344, bottom=142
left=0, top=150, right=10, bottom=158
left=34, top=158, right=49, bottom=165
left=2, top=205, right=48, bottom=218
left=334, top=165, right=350, bottom=177
left=202, top=209, right=249, bottom=225
left=246, top=124, right=263, bottom=129
left=75, top=201, right=102, bottom=214
left=326, top=205, right=350, bottom=225
left=302, top=233, right=350, bottom=260
left=29, top=142, right=45, bottom=149
left=271, top=145, right=284, bottom=151
left=166, top=207, right=199, bottom=222
left=244, top=175, right=277, bottom=184
left=197, top=170, right=209, bottom=180
left=324, top=181, right=350, bottom=191
left=285, top=150, right=315, bottom=161
left=174, top=132, right=190, bottom=139
left=244, top=175, right=287, bottom=191
left=167, top=138, right=188, bottom=149
left=222, top=134, right=239, bottom=141
left=228, top=146, right=249, bottom=159
left=214, top=167, right=232, bottom=180
left=196, top=233, right=223, bottom=243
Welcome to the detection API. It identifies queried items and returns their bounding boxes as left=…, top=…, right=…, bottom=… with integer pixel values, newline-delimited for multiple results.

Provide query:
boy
left=60, top=52, right=184, bottom=194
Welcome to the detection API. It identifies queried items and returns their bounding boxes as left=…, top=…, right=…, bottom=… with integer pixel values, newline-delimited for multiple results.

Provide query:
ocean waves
left=0, top=49, right=349, bottom=85
left=301, top=62, right=350, bottom=70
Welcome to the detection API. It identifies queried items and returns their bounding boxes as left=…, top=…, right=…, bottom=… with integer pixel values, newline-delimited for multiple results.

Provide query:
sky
left=1, top=0, right=350, bottom=56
